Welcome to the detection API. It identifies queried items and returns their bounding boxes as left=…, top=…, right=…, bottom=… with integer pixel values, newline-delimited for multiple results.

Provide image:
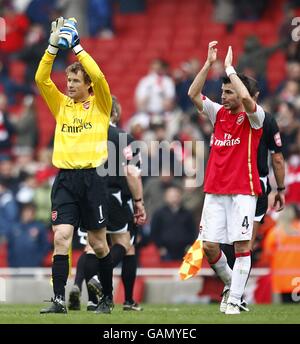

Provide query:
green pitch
left=0, top=304, right=300, bottom=324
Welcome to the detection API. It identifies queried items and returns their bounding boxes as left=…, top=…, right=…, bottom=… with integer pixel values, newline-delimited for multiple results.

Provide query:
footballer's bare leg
left=203, top=241, right=232, bottom=286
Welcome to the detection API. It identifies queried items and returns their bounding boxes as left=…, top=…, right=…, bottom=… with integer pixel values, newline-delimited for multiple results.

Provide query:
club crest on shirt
left=83, top=101, right=90, bottom=110
left=51, top=211, right=58, bottom=221
left=236, top=114, right=245, bottom=125
left=274, top=132, right=282, bottom=147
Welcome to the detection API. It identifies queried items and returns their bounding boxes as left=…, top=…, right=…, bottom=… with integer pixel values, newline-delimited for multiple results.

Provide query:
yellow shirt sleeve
left=77, top=50, right=112, bottom=116
left=35, top=51, right=66, bottom=119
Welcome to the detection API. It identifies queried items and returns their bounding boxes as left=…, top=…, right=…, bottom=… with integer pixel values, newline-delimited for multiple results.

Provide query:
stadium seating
left=4, top=0, right=286, bottom=136
left=138, top=243, right=161, bottom=268
left=7, top=0, right=287, bottom=156
left=114, top=276, right=145, bottom=304
left=9, top=60, right=26, bottom=83
left=1, top=6, right=288, bottom=183
left=79, top=0, right=285, bottom=126
left=0, top=242, right=8, bottom=267
left=35, top=95, right=55, bottom=147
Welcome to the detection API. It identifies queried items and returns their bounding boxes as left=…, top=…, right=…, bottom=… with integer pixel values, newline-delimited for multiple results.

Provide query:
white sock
left=211, top=251, right=232, bottom=288
left=228, top=252, right=251, bottom=305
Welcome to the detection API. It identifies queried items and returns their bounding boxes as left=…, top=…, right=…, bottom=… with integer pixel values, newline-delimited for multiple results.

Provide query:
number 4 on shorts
left=242, top=216, right=249, bottom=229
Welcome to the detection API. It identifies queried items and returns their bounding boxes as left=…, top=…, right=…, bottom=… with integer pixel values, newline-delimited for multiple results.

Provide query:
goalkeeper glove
left=58, top=18, right=80, bottom=50
left=48, top=17, right=65, bottom=54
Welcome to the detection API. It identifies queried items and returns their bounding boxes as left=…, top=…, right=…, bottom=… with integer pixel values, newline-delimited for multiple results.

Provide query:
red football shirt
left=202, top=97, right=264, bottom=195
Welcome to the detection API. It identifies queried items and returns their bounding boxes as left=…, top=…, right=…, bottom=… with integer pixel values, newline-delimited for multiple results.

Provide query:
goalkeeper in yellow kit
left=36, top=17, right=113, bottom=314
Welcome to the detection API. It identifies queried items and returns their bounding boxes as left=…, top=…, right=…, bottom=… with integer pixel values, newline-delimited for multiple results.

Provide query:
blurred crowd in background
left=0, top=0, right=300, bottom=300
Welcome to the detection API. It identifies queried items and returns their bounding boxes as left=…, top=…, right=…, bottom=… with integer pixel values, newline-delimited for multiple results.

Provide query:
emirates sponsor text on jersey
left=213, top=133, right=241, bottom=146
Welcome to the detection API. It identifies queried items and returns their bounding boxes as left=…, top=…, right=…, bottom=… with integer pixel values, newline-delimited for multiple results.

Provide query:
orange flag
left=179, top=239, right=203, bottom=280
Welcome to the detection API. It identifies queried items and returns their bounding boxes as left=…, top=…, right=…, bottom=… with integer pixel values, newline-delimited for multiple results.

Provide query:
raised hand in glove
left=49, top=17, right=65, bottom=48
left=58, top=18, right=80, bottom=50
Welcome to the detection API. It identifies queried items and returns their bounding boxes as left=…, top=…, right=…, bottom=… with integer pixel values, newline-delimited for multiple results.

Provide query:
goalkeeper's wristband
left=225, top=66, right=237, bottom=77
left=47, top=44, right=59, bottom=55
left=73, top=44, right=83, bottom=55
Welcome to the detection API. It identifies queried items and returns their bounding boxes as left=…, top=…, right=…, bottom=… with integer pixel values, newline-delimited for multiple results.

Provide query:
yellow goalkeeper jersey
left=35, top=50, right=111, bottom=169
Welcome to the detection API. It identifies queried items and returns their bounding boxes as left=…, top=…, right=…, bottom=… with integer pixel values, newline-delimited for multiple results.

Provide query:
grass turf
left=0, top=303, right=299, bottom=324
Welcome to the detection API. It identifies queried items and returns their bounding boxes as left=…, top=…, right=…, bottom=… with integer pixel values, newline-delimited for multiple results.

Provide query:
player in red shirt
left=188, top=42, right=265, bottom=314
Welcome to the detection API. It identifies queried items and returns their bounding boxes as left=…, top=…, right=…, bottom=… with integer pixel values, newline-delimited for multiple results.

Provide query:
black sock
left=121, top=255, right=137, bottom=303
left=84, top=253, right=99, bottom=304
left=74, top=252, right=86, bottom=292
left=111, top=243, right=127, bottom=268
left=98, top=252, right=113, bottom=298
left=220, top=244, right=235, bottom=270
left=52, top=255, right=69, bottom=300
